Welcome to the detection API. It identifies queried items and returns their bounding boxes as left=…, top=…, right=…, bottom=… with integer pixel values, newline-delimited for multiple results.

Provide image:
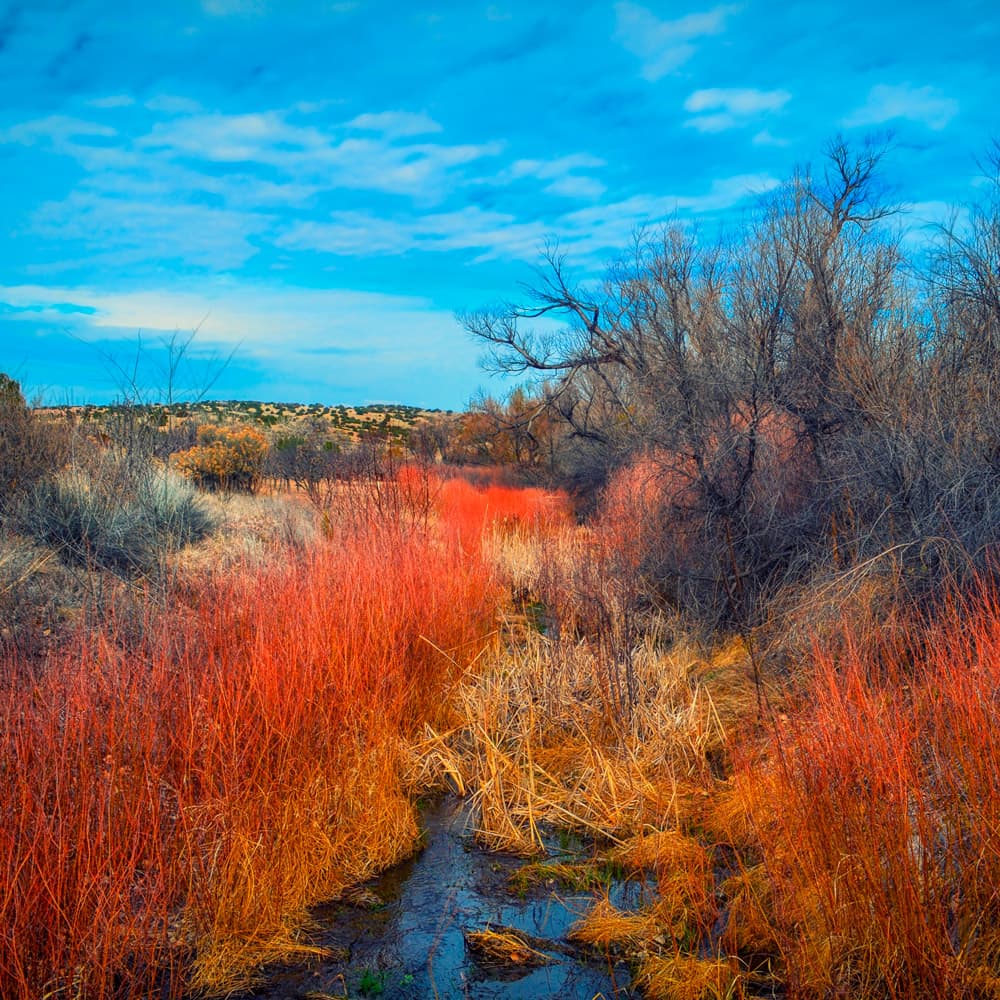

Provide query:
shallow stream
left=249, top=796, right=643, bottom=999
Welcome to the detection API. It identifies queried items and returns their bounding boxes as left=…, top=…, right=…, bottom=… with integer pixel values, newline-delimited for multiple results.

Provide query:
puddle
left=246, top=796, right=642, bottom=999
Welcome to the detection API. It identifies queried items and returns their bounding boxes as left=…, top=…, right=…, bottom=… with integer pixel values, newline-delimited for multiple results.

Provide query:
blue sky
left=0, top=0, right=996, bottom=408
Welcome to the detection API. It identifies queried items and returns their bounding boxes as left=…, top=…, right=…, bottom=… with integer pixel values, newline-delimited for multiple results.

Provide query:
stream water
left=249, top=796, right=644, bottom=999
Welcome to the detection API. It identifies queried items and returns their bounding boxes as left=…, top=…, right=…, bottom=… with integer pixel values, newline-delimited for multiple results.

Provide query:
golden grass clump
left=717, top=865, right=779, bottom=955
left=614, top=828, right=706, bottom=875
left=568, top=895, right=660, bottom=954
left=701, top=768, right=782, bottom=848
left=613, top=829, right=717, bottom=942
left=464, top=927, right=552, bottom=968
left=636, top=953, right=746, bottom=1000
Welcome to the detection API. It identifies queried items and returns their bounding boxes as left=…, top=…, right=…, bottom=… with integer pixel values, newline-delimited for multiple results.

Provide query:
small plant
left=357, top=968, right=386, bottom=996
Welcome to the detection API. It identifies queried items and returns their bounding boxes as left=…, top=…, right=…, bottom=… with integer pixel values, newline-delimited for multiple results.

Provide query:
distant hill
left=40, top=400, right=458, bottom=445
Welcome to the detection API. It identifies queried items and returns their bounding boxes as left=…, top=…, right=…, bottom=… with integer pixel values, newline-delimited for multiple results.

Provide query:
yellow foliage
left=174, top=424, right=268, bottom=492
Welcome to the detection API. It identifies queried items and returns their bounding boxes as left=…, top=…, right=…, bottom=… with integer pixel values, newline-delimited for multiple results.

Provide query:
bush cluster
left=18, top=453, right=217, bottom=576
left=173, top=424, right=268, bottom=492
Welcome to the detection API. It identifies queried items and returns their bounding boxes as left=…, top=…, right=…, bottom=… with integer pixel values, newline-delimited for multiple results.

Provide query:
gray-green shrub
left=19, top=453, right=217, bottom=575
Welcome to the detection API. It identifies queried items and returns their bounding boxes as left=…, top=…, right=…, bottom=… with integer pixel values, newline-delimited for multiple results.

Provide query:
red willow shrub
left=734, top=585, right=1000, bottom=998
left=0, top=512, right=503, bottom=998
left=433, top=473, right=572, bottom=548
left=593, top=406, right=816, bottom=617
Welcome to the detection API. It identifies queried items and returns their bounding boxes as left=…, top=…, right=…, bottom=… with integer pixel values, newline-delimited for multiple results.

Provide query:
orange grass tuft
left=433, top=474, right=572, bottom=548
left=636, top=952, right=746, bottom=1000
left=568, top=894, right=660, bottom=953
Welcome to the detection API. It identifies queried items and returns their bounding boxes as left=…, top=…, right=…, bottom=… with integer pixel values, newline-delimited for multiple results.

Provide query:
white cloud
left=614, top=2, right=741, bottom=81
left=508, top=153, right=606, bottom=198
left=843, top=84, right=959, bottom=131
left=278, top=173, right=779, bottom=263
left=752, top=128, right=791, bottom=147
left=1, top=115, right=117, bottom=150
left=2, top=105, right=486, bottom=209
left=684, top=87, right=790, bottom=132
left=684, top=87, right=789, bottom=115
left=277, top=205, right=546, bottom=259
left=543, top=175, right=607, bottom=199
left=555, top=173, right=781, bottom=256
left=18, top=282, right=435, bottom=344
left=0, top=280, right=477, bottom=404
left=32, top=193, right=269, bottom=271
left=4, top=97, right=772, bottom=284
left=510, top=153, right=605, bottom=180
left=89, top=95, right=135, bottom=109
left=684, top=112, right=737, bottom=133
left=346, top=111, right=443, bottom=137
left=138, top=109, right=503, bottom=198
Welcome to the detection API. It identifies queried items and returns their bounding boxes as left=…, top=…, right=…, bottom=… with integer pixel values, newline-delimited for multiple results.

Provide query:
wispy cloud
left=30, top=191, right=272, bottom=271
left=614, top=2, right=741, bottom=81
left=346, top=110, right=443, bottom=137
left=684, top=87, right=790, bottom=131
left=277, top=172, right=779, bottom=263
left=844, top=83, right=959, bottom=131
left=139, top=109, right=503, bottom=198
left=751, top=128, right=791, bottom=147
left=277, top=205, right=547, bottom=260
left=1, top=115, right=117, bottom=152
left=88, top=94, right=135, bottom=109
left=0, top=281, right=444, bottom=351
left=0, top=280, right=480, bottom=407
left=0, top=102, right=515, bottom=276
left=555, top=173, right=781, bottom=257
left=508, top=153, right=606, bottom=198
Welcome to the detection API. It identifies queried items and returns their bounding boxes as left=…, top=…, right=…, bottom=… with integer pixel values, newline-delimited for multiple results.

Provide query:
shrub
left=0, top=374, right=70, bottom=515
left=0, top=510, right=502, bottom=999
left=19, top=453, right=217, bottom=575
left=173, top=425, right=268, bottom=492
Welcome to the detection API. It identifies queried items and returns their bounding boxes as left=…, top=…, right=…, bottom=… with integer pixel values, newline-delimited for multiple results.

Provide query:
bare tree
left=463, top=138, right=974, bottom=626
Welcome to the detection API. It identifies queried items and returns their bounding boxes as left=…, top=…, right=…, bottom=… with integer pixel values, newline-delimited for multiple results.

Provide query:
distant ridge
left=37, top=399, right=459, bottom=444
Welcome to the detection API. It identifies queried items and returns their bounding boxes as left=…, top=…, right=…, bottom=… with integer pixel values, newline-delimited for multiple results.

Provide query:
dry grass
left=718, top=585, right=1000, bottom=998
left=636, top=953, right=746, bottom=1000
left=15, top=453, right=996, bottom=1000
left=568, top=895, right=661, bottom=953
left=464, top=927, right=553, bottom=967
left=406, top=570, right=747, bottom=857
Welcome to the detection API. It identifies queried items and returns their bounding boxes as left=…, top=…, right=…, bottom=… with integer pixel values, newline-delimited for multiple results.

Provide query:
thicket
left=465, top=137, right=1000, bottom=627
left=173, top=424, right=269, bottom=492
